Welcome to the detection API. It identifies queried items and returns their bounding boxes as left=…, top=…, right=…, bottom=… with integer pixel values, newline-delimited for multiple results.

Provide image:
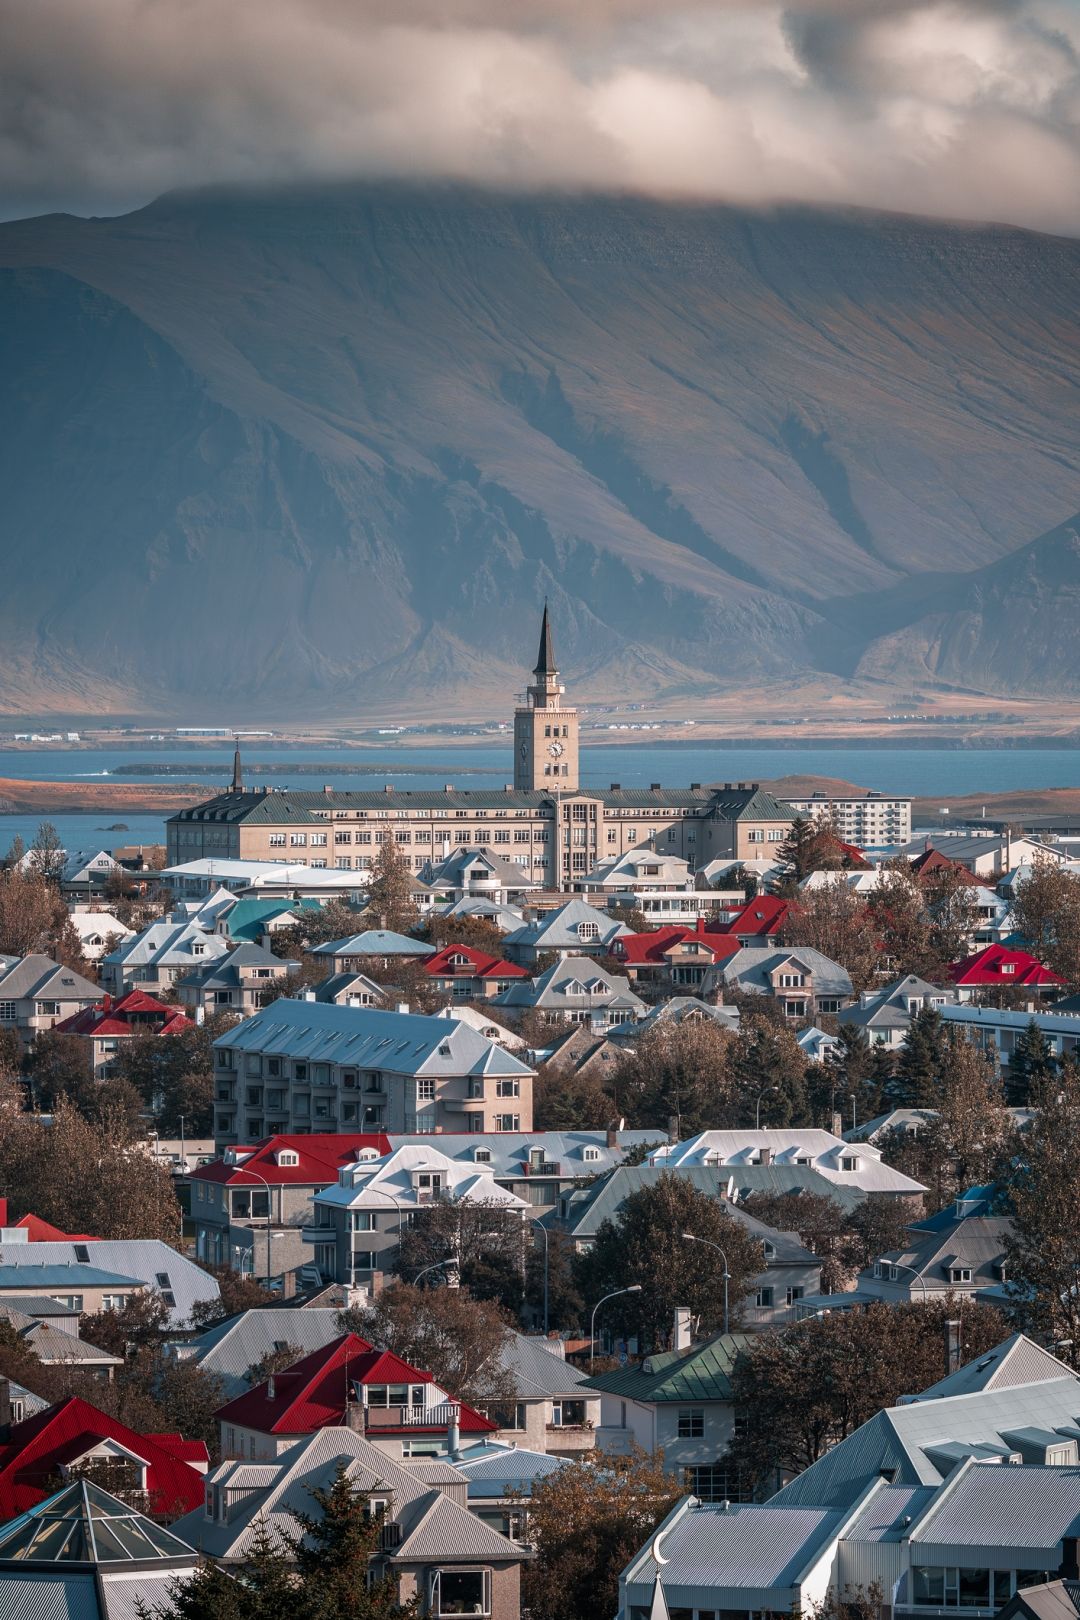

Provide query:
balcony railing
left=364, top=1402, right=459, bottom=1429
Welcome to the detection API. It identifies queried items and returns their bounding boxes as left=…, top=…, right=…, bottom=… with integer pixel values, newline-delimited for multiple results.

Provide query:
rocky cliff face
left=0, top=186, right=1077, bottom=716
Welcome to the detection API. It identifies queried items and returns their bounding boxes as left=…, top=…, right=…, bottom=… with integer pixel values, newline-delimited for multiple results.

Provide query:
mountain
left=0, top=184, right=1078, bottom=718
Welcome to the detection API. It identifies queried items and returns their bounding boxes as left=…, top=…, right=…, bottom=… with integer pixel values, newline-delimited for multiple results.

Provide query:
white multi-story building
left=787, top=792, right=912, bottom=848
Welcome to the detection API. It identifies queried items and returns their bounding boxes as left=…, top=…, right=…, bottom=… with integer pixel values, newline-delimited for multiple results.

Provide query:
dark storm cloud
left=0, top=0, right=1077, bottom=229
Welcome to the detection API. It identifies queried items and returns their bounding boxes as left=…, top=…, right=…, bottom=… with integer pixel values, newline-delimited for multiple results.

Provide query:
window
left=786, top=1286, right=804, bottom=1306
left=950, top=1267, right=973, bottom=1285
left=74, top=1245, right=91, bottom=1264
left=416, top=1078, right=436, bottom=1101
left=495, top=1079, right=520, bottom=1098
left=431, top=1569, right=490, bottom=1616
left=495, top=1114, right=520, bottom=1132
left=269, top=834, right=286, bottom=847
left=552, top=1399, right=587, bottom=1427
left=583, top=1146, right=600, bottom=1162
left=677, top=1409, right=704, bottom=1438
left=755, top=1287, right=774, bottom=1309
left=53, top=1295, right=83, bottom=1311
left=101, top=1293, right=129, bottom=1311
left=0, top=1003, right=17, bottom=1023
left=350, top=1211, right=375, bottom=1231
left=840, top=1156, right=857, bottom=1172
left=483, top=1401, right=527, bottom=1431
left=35, top=1000, right=61, bottom=1017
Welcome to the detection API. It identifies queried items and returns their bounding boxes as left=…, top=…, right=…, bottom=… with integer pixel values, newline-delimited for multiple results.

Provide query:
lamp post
left=531, top=1219, right=550, bottom=1337
left=682, top=1232, right=730, bottom=1336
left=886, top=1259, right=928, bottom=1304
left=590, top=1284, right=642, bottom=1370
left=755, top=1086, right=779, bottom=1130
left=229, top=1165, right=275, bottom=1287
left=412, top=1257, right=457, bottom=1287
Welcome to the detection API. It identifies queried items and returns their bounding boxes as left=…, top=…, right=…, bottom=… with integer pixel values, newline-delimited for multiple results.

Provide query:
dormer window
left=762, top=1241, right=776, bottom=1260
left=583, top=1147, right=600, bottom=1162
left=840, top=1156, right=857, bottom=1172
left=578, top=922, right=600, bottom=941
left=1001, top=962, right=1015, bottom=974
left=950, top=1266, right=972, bottom=1285
left=276, top=1149, right=299, bottom=1167
left=474, top=1148, right=492, bottom=1163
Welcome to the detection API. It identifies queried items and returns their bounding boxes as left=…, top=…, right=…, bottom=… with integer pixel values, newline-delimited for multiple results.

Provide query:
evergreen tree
left=892, top=1007, right=946, bottom=1108
left=1005, top=1017, right=1058, bottom=1107
left=776, top=815, right=820, bottom=883
left=293, top=1464, right=418, bottom=1619
left=1004, top=1066, right=1080, bottom=1362
left=365, top=837, right=420, bottom=934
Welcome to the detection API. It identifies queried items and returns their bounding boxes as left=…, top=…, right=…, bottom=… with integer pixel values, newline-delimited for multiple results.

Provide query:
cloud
left=0, top=0, right=1078, bottom=229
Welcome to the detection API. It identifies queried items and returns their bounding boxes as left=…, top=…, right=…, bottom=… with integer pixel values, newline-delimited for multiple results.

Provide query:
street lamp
left=682, top=1232, right=731, bottom=1336
left=886, top=1259, right=928, bottom=1303
left=229, top=1165, right=275, bottom=1287
left=755, top=1086, right=779, bottom=1129
left=590, top=1284, right=642, bottom=1370
left=412, top=1257, right=457, bottom=1287
left=532, top=1219, right=550, bottom=1337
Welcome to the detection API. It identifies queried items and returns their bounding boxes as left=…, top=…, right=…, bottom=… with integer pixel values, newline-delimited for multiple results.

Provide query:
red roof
left=216, top=1334, right=496, bottom=1438
left=725, top=896, right=791, bottom=938
left=910, top=848, right=983, bottom=886
left=0, top=1199, right=98, bottom=1241
left=0, top=1396, right=207, bottom=1519
left=613, top=924, right=738, bottom=968
left=191, top=1132, right=392, bottom=1188
left=948, top=944, right=1064, bottom=988
left=55, top=989, right=192, bottom=1039
left=424, top=944, right=527, bottom=980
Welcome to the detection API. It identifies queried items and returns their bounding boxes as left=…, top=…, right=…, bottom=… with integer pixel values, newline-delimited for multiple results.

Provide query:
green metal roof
left=583, top=1332, right=753, bottom=1402
left=224, top=898, right=318, bottom=941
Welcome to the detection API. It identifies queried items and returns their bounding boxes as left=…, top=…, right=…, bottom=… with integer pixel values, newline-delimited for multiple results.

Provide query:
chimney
left=650, top=782, right=661, bottom=791
left=0, top=1377, right=10, bottom=1441
left=447, top=1400, right=462, bottom=1461
left=345, top=1399, right=366, bottom=1434
left=0, top=1199, right=6, bottom=1227
left=323, top=785, right=333, bottom=795
left=944, top=1318, right=962, bottom=1376
left=673, top=1307, right=692, bottom=1353
left=444, top=784, right=454, bottom=792
left=267, top=1375, right=275, bottom=1401
left=760, top=1147, right=773, bottom=1166
left=606, top=1124, right=620, bottom=1148
left=303, top=989, right=316, bottom=1002
left=396, top=1001, right=410, bottom=1015
left=690, top=783, right=701, bottom=791
left=831, top=1111, right=843, bottom=1138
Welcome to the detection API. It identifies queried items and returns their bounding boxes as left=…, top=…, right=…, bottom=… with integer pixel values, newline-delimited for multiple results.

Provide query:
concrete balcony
left=595, top=1425, right=635, bottom=1455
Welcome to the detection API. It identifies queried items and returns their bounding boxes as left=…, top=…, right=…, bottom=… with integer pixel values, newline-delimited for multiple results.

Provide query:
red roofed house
left=189, top=1133, right=390, bottom=1284
left=423, top=943, right=528, bottom=1001
left=216, top=1333, right=497, bottom=1463
left=948, top=944, right=1065, bottom=1002
left=910, top=848, right=983, bottom=887
left=611, top=922, right=739, bottom=989
left=0, top=1391, right=208, bottom=1520
left=722, top=895, right=793, bottom=944
left=0, top=1199, right=98, bottom=1243
left=53, top=990, right=193, bottom=1078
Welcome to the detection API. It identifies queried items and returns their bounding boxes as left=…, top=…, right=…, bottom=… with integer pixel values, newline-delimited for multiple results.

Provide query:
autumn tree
left=0, top=863, right=69, bottom=957
left=188, top=1266, right=276, bottom=1329
left=1003, top=1066, right=1080, bottom=1361
left=1011, top=854, right=1080, bottom=985
left=24, top=1030, right=93, bottom=1111
left=532, top=1060, right=614, bottom=1130
left=365, top=837, right=420, bottom=934
left=866, top=866, right=941, bottom=980
left=723, top=1298, right=1007, bottom=1495
left=341, top=1282, right=514, bottom=1408
left=27, top=821, right=66, bottom=885
left=115, top=1012, right=237, bottom=1134
left=922, top=866, right=979, bottom=969
left=0, top=1027, right=21, bottom=1081
left=574, top=1174, right=764, bottom=1350
left=246, top=1342, right=304, bottom=1386
left=740, top=1189, right=860, bottom=1293
left=611, top=1017, right=736, bottom=1135
left=80, top=1290, right=171, bottom=1356
left=784, top=880, right=879, bottom=993
left=523, top=1449, right=684, bottom=1620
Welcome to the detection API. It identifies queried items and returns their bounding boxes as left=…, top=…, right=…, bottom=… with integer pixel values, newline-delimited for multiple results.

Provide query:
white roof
left=66, top=912, right=134, bottom=943
left=433, top=1004, right=526, bottom=1049
left=103, top=917, right=229, bottom=970
left=315, top=1143, right=531, bottom=1211
left=650, top=1130, right=927, bottom=1194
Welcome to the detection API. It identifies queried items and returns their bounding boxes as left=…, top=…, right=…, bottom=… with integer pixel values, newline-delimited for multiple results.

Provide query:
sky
left=1, top=0, right=1079, bottom=231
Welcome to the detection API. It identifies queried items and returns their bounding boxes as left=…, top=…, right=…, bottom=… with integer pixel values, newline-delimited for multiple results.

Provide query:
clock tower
left=513, top=605, right=580, bottom=793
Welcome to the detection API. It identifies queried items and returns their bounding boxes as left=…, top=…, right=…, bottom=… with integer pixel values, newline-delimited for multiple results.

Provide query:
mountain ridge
left=0, top=184, right=1078, bottom=717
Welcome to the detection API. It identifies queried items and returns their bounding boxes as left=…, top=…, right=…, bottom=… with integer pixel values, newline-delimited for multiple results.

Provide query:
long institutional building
left=168, top=609, right=911, bottom=882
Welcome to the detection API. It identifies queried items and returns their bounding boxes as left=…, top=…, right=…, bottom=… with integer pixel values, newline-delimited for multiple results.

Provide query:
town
left=0, top=611, right=1076, bottom=1619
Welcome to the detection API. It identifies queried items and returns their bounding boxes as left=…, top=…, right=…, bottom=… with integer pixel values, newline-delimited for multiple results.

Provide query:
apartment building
left=787, top=791, right=913, bottom=847
left=211, top=1000, right=535, bottom=1147
left=167, top=612, right=797, bottom=884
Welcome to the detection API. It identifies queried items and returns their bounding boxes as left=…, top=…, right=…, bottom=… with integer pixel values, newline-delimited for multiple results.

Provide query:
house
left=52, top=989, right=193, bottom=1078
left=187, top=1131, right=389, bottom=1281
left=0, top=1240, right=219, bottom=1329
left=0, top=1301, right=121, bottom=1378
left=542, top=1023, right=627, bottom=1081
left=857, top=1188, right=1012, bottom=1306
left=787, top=791, right=913, bottom=847
left=18, top=847, right=122, bottom=897
left=452, top=1439, right=568, bottom=1543
left=724, top=895, right=792, bottom=944
left=176, top=940, right=298, bottom=1016
left=494, top=954, right=646, bottom=1029
left=100, top=917, right=229, bottom=996
left=500, top=898, right=633, bottom=966
left=170, top=1424, right=528, bottom=1616
left=171, top=1306, right=344, bottom=1399
left=211, top=1001, right=536, bottom=1145
left=999, top=1579, right=1080, bottom=1620
left=704, top=946, right=854, bottom=1017
left=0, top=1198, right=98, bottom=1243
left=0, top=954, right=100, bottom=1049
left=308, top=970, right=388, bottom=1008
left=649, top=1130, right=928, bottom=1198
left=482, top=1333, right=600, bottom=1457
left=65, top=911, right=133, bottom=961
left=305, top=1143, right=529, bottom=1288
left=939, top=1004, right=1080, bottom=1069
left=948, top=944, right=1064, bottom=1001
left=610, top=924, right=738, bottom=989
left=901, top=835, right=1062, bottom=878
left=160, top=857, right=370, bottom=902
left=420, top=845, right=542, bottom=907
left=422, top=943, right=528, bottom=1001
left=0, top=1262, right=145, bottom=1317
left=0, top=1479, right=206, bottom=1619
left=557, top=1168, right=821, bottom=1325
left=215, top=895, right=323, bottom=944
left=607, top=995, right=740, bottom=1046
left=837, top=975, right=963, bottom=1050
left=213, top=1333, right=498, bottom=1462
left=0, top=1393, right=208, bottom=1518
left=442, top=896, right=526, bottom=932
left=309, top=930, right=435, bottom=973
left=797, top=1025, right=841, bottom=1063
left=908, top=846, right=986, bottom=886
left=432, top=1003, right=526, bottom=1049
left=575, top=848, right=734, bottom=925
left=585, top=1324, right=751, bottom=1496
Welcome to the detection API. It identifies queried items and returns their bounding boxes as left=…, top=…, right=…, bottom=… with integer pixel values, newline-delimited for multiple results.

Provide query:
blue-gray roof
left=453, top=1442, right=568, bottom=1499
left=912, top=1463, right=1080, bottom=1555
left=0, top=1263, right=141, bottom=1289
left=0, top=1241, right=220, bottom=1329
left=181, top=1308, right=342, bottom=1399
left=312, top=930, right=433, bottom=958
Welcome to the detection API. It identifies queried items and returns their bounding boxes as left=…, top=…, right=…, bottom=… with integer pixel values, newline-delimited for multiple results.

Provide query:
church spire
left=231, top=738, right=243, bottom=793
left=534, top=601, right=556, bottom=677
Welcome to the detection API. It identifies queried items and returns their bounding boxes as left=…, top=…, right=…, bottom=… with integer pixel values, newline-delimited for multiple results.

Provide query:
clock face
left=549, top=741, right=564, bottom=758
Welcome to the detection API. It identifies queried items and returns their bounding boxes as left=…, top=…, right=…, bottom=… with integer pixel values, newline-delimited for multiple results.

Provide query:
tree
left=423, top=909, right=505, bottom=954
left=0, top=863, right=68, bottom=957
left=115, top=1013, right=237, bottom=1134
left=141, top=1523, right=297, bottom=1620
left=832, top=1025, right=889, bottom=1128
left=365, top=838, right=419, bottom=934
left=726, top=1012, right=812, bottom=1127
left=0, top=1100, right=181, bottom=1243
left=740, top=1189, right=859, bottom=1293
left=611, top=1018, right=736, bottom=1135
left=783, top=881, right=879, bottom=993
left=923, top=866, right=979, bottom=969
left=80, top=1290, right=171, bottom=1356
left=1011, top=854, right=1080, bottom=986
left=27, top=822, right=66, bottom=886
left=723, top=1299, right=1007, bottom=1496
left=188, top=1266, right=275, bottom=1330
left=526, top=1227, right=584, bottom=1332
left=523, top=1448, right=684, bottom=1620
left=892, top=1007, right=947, bottom=1108
left=775, top=816, right=824, bottom=883
left=0, top=1027, right=22, bottom=1082
left=340, top=1282, right=514, bottom=1408
left=292, top=1462, right=419, bottom=1620
left=574, top=1175, right=764, bottom=1351
left=844, top=1195, right=921, bottom=1273
left=246, top=1342, right=304, bottom=1385
left=396, top=1197, right=527, bottom=1313
left=866, top=865, right=940, bottom=980
left=1006, top=1017, right=1058, bottom=1107
left=24, top=1030, right=93, bottom=1111
left=922, top=1035, right=1016, bottom=1207
left=606, top=902, right=648, bottom=934
left=1004, top=1068, right=1080, bottom=1361
left=532, top=1061, right=614, bottom=1130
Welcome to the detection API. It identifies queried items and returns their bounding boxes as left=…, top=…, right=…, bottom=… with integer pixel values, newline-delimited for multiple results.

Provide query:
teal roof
left=583, top=1332, right=752, bottom=1402
left=224, top=897, right=318, bottom=941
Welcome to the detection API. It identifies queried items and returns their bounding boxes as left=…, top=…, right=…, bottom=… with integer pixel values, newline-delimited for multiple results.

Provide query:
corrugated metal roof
left=913, top=1463, right=1080, bottom=1550
left=585, top=1332, right=752, bottom=1403
left=0, top=1571, right=100, bottom=1619
left=629, top=1501, right=843, bottom=1592
left=844, top=1484, right=935, bottom=1543
left=0, top=1242, right=219, bottom=1332
left=394, top=1491, right=521, bottom=1561
left=184, top=1308, right=342, bottom=1398
left=498, top=1333, right=591, bottom=1399
left=916, top=1335, right=1075, bottom=1402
